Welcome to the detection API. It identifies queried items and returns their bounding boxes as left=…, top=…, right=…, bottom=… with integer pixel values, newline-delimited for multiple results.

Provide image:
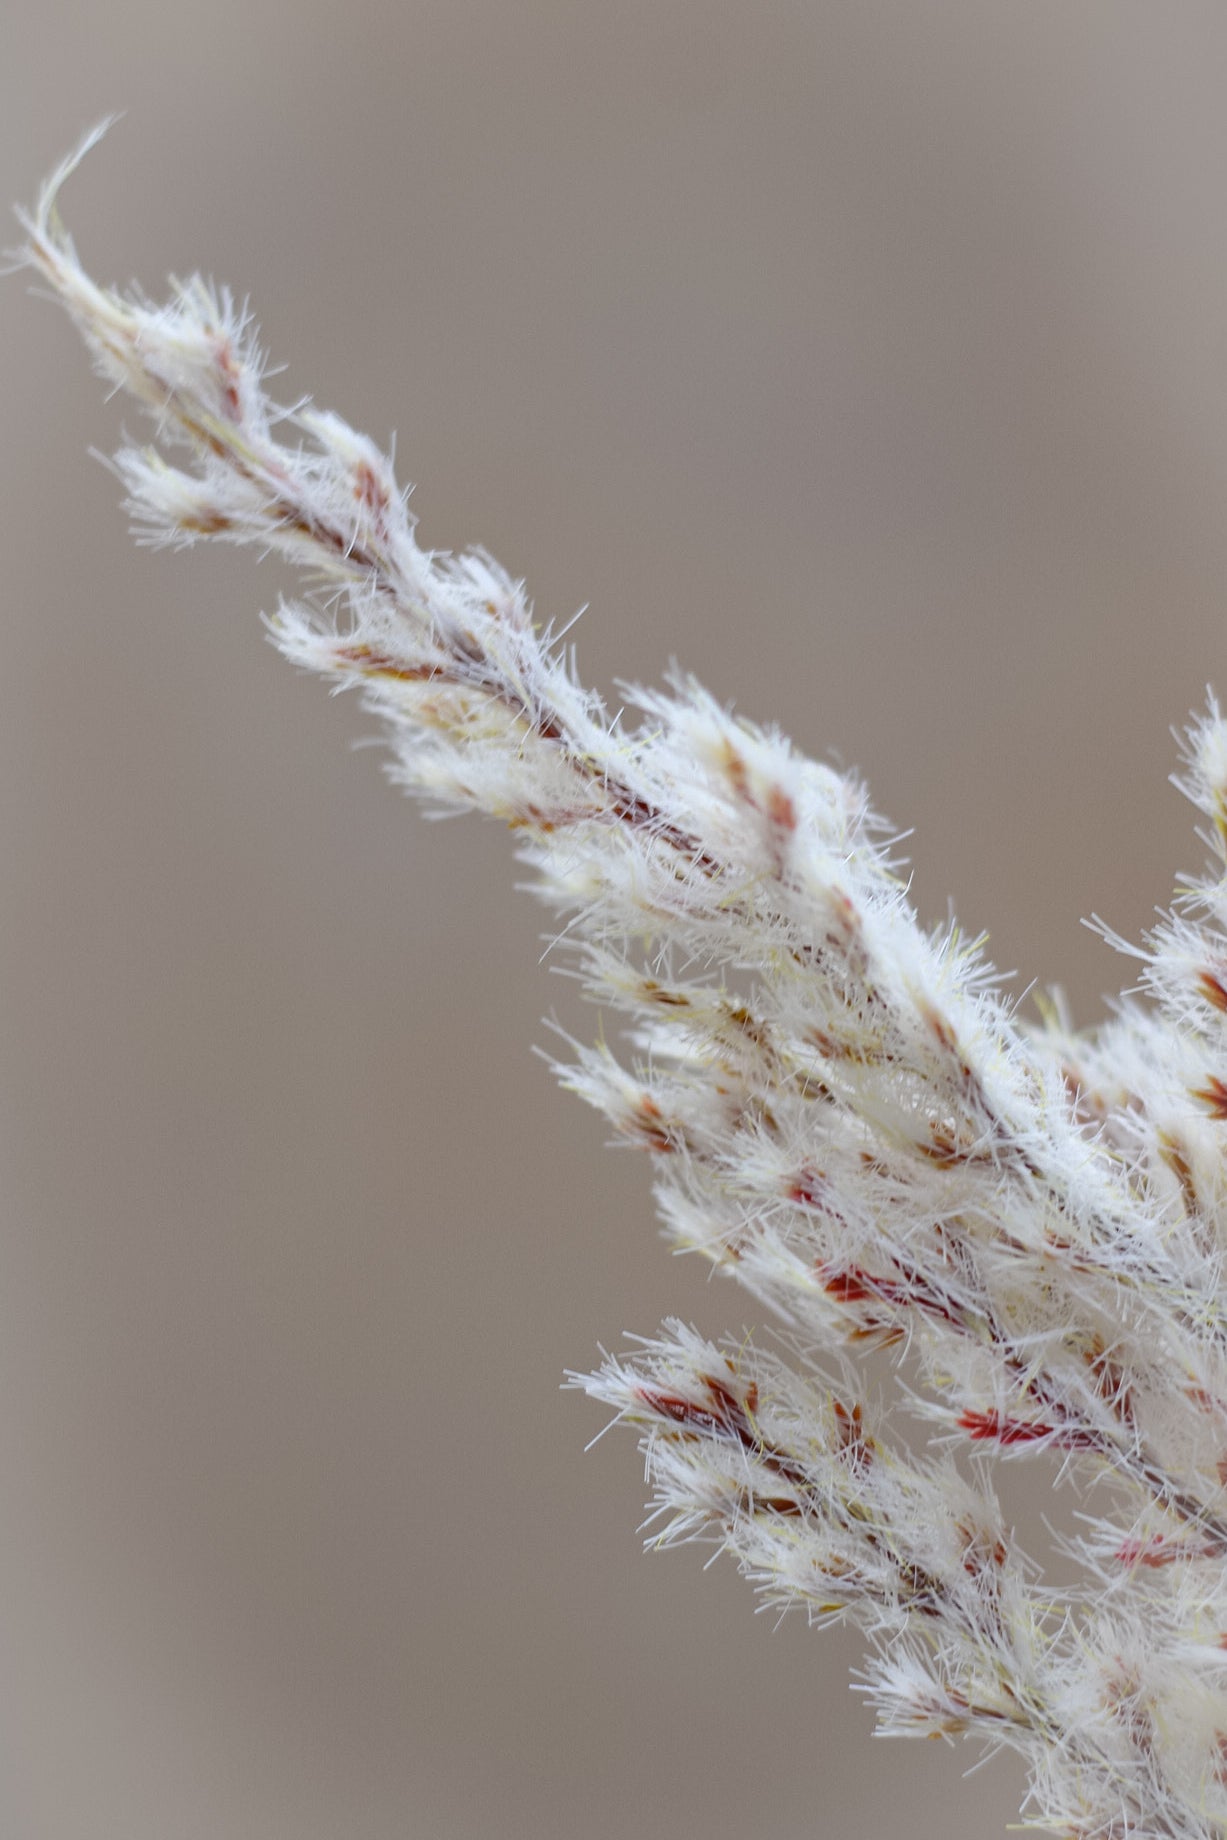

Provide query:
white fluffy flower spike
left=19, top=129, right=1227, bottom=1839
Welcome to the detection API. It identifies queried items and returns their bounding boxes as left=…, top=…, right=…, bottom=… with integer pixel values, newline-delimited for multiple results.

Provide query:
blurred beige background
left=3, top=4, right=1227, bottom=1836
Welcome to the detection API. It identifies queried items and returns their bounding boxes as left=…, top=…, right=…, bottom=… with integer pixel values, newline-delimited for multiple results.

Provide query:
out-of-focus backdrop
left=3, top=5, right=1226, bottom=1837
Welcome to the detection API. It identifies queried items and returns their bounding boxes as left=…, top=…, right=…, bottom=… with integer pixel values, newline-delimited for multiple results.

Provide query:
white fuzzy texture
left=21, top=128, right=1227, bottom=1839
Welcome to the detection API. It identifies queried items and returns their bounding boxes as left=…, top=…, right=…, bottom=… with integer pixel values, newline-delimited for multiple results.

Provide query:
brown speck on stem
left=1193, top=1075, right=1227, bottom=1119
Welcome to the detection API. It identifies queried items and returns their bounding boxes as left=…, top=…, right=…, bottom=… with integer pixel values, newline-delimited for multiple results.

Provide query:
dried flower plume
left=18, top=127, right=1227, bottom=1838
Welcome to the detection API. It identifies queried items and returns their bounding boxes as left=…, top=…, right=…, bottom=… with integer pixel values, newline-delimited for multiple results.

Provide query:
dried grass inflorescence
left=20, top=129, right=1227, bottom=1838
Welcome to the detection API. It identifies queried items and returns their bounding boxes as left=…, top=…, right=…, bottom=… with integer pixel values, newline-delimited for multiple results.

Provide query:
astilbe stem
left=19, top=128, right=1227, bottom=1838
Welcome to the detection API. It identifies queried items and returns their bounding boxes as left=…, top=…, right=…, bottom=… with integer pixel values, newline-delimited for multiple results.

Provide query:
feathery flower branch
left=18, top=129, right=1227, bottom=1837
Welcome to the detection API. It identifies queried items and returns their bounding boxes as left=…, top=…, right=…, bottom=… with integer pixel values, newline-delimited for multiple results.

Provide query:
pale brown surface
left=2, top=6, right=1226, bottom=1837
